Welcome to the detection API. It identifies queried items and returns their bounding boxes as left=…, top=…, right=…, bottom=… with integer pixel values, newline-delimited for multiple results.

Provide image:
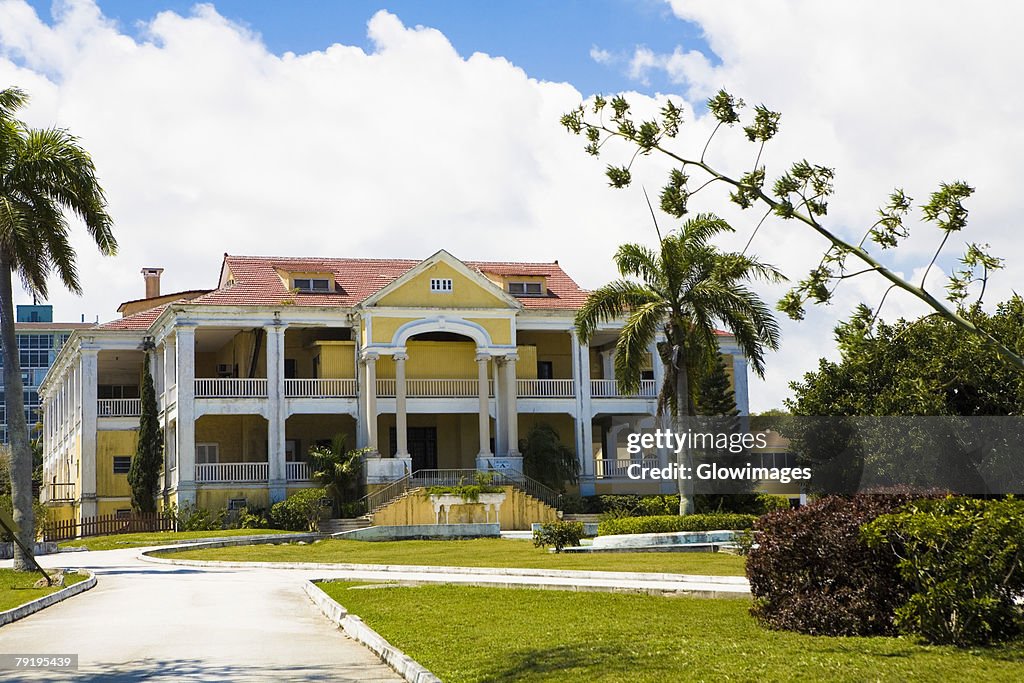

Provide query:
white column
left=163, top=336, right=176, bottom=399
left=572, top=331, right=596, bottom=494
left=394, top=351, right=409, bottom=457
left=266, top=324, right=287, bottom=502
left=79, top=348, right=99, bottom=518
left=174, top=325, right=197, bottom=505
left=732, top=355, right=750, bottom=416
left=600, top=349, right=616, bottom=382
left=476, top=353, right=491, bottom=457
left=503, top=354, right=520, bottom=456
left=363, top=352, right=379, bottom=453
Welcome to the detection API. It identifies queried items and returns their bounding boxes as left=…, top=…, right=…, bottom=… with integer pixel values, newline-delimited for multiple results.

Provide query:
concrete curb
left=303, top=579, right=441, bottom=683
left=140, top=542, right=747, bottom=585
left=0, top=570, right=97, bottom=627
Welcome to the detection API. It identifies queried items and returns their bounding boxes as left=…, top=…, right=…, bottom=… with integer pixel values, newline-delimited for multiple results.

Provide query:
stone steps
left=321, top=517, right=372, bottom=534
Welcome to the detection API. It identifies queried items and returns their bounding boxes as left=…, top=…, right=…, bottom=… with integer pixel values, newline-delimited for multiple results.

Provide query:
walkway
left=2, top=542, right=750, bottom=680
left=0, top=548, right=401, bottom=682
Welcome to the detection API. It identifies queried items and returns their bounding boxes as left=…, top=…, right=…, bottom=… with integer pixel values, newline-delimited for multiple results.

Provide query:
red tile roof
left=97, top=304, right=170, bottom=331
left=93, top=255, right=591, bottom=332
left=188, top=255, right=590, bottom=310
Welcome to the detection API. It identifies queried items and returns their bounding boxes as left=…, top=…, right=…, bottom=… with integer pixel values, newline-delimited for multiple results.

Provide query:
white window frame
left=196, top=443, right=220, bottom=464
left=293, top=277, right=331, bottom=292
left=430, top=278, right=453, bottom=293
left=509, top=281, right=543, bottom=296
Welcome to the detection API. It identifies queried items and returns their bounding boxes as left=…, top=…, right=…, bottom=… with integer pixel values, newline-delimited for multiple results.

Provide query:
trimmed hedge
left=533, top=520, right=584, bottom=552
left=270, top=488, right=329, bottom=532
left=564, top=493, right=790, bottom=517
left=747, top=489, right=941, bottom=637
left=597, top=513, right=756, bottom=536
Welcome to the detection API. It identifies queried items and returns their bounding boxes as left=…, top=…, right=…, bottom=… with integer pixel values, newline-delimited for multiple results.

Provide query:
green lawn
left=0, top=569, right=88, bottom=612
left=58, top=528, right=296, bottom=551
left=158, top=538, right=747, bottom=575
left=318, top=582, right=1024, bottom=682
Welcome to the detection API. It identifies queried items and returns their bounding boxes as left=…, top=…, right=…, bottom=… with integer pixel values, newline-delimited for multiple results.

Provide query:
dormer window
left=293, top=277, right=331, bottom=292
left=509, top=281, right=543, bottom=296
left=430, top=278, right=453, bottom=293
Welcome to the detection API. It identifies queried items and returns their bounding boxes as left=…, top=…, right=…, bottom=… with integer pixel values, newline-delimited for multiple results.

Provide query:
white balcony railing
left=195, top=378, right=268, bottom=398
left=284, top=378, right=357, bottom=398
left=195, top=462, right=268, bottom=483
left=517, top=379, right=575, bottom=398
left=97, top=398, right=141, bottom=418
left=376, top=379, right=492, bottom=398
left=596, top=458, right=661, bottom=478
left=591, top=379, right=657, bottom=398
left=286, top=461, right=312, bottom=481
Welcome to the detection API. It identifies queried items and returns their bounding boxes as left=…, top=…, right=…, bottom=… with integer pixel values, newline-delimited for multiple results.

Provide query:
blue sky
left=25, top=0, right=712, bottom=97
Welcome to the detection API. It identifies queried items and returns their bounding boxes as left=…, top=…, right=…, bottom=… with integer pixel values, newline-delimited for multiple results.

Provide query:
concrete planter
left=0, top=541, right=58, bottom=560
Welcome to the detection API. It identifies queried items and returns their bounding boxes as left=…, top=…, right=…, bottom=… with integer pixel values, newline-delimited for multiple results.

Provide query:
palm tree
left=1, top=87, right=116, bottom=570
left=575, top=213, right=782, bottom=514
left=307, top=434, right=367, bottom=518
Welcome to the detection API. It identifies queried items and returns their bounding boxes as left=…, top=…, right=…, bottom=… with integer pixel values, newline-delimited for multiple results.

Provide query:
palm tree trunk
left=0, top=258, right=35, bottom=570
left=676, top=360, right=695, bottom=516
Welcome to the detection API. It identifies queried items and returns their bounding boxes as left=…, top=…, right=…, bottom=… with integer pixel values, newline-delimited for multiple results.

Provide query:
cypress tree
left=697, top=351, right=740, bottom=422
left=128, top=352, right=163, bottom=513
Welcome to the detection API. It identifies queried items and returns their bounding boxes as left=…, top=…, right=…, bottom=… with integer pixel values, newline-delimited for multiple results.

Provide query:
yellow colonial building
left=39, top=250, right=753, bottom=521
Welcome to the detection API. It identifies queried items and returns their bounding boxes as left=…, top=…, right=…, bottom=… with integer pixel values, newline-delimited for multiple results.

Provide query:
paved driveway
left=0, top=548, right=402, bottom=682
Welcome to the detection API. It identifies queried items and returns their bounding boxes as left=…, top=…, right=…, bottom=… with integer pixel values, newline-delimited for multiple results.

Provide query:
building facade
left=0, top=305, right=93, bottom=445
left=39, top=251, right=752, bottom=520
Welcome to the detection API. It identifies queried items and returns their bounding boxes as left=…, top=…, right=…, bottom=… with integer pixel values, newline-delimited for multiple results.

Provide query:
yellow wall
left=376, top=261, right=509, bottom=308
left=465, top=318, right=512, bottom=346
left=44, top=503, right=78, bottom=524
left=195, top=415, right=268, bottom=463
left=213, top=330, right=265, bottom=378
left=517, top=331, right=572, bottom=379
left=97, top=499, right=133, bottom=516
left=196, top=487, right=270, bottom=511
left=370, top=317, right=417, bottom=345
left=371, top=486, right=558, bottom=530
left=314, top=341, right=356, bottom=378
left=377, top=413, right=482, bottom=468
left=286, top=414, right=357, bottom=457
left=96, top=430, right=137, bottom=498
left=519, top=413, right=576, bottom=452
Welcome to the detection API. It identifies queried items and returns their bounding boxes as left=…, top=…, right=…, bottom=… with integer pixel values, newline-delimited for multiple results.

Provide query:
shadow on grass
left=481, top=644, right=637, bottom=683
left=16, top=658, right=384, bottom=682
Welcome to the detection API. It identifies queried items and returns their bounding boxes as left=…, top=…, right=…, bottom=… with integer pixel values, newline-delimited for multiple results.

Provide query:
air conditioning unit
left=216, top=363, right=235, bottom=378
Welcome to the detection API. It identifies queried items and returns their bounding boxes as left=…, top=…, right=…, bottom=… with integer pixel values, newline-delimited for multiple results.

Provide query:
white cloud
left=1, top=0, right=1019, bottom=412
left=589, top=45, right=612, bottom=65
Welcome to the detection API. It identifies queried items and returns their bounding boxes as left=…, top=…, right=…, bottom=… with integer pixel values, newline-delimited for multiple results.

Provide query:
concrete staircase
left=562, top=513, right=602, bottom=524
left=320, top=517, right=372, bottom=535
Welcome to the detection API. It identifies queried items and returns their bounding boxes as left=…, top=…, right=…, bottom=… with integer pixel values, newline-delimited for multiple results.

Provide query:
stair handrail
left=409, top=468, right=563, bottom=509
left=355, top=472, right=412, bottom=515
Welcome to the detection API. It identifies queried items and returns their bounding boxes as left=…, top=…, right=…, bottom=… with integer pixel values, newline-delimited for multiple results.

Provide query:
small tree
left=308, top=434, right=367, bottom=517
left=128, top=352, right=163, bottom=513
left=694, top=349, right=754, bottom=510
left=520, top=423, right=579, bottom=492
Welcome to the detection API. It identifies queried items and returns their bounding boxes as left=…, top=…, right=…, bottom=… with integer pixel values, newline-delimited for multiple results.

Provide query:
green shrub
left=0, top=495, right=46, bottom=541
left=170, top=502, right=224, bottom=531
left=863, top=496, right=1024, bottom=646
left=237, top=506, right=270, bottom=530
left=533, top=520, right=584, bottom=553
left=271, top=488, right=329, bottom=531
left=597, top=513, right=756, bottom=536
left=695, top=493, right=792, bottom=515
left=747, top=488, right=941, bottom=637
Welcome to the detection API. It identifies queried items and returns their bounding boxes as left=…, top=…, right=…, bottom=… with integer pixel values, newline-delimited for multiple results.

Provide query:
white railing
left=591, top=379, right=657, bottom=398
left=97, top=398, right=141, bottom=418
left=194, top=462, right=268, bottom=483
left=284, top=378, right=357, bottom=398
left=195, top=378, right=268, bottom=398
left=376, top=379, right=492, bottom=398
left=286, top=461, right=312, bottom=481
left=517, top=379, right=575, bottom=398
left=596, top=458, right=660, bottom=478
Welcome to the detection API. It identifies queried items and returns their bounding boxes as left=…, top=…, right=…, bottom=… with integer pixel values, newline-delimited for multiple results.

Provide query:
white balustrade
left=376, top=379, right=492, bottom=398
left=97, top=398, right=141, bottom=418
left=517, top=379, right=575, bottom=398
left=194, top=378, right=268, bottom=398
left=194, top=462, right=269, bottom=483
left=591, top=379, right=657, bottom=398
left=284, top=378, right=357, bottom=398
left=286, top=461, right=312, bottom=481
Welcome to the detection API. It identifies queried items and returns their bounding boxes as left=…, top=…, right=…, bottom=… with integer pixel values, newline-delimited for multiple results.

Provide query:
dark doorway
left=284, top=359, right=297, bottom=379
left=389, top=426, right=438, bottom=471
left=537, top=361, right=554, bottom=380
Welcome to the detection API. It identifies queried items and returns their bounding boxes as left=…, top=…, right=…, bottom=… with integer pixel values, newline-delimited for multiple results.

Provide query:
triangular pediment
left=360, top=250, right=522, bottom=309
